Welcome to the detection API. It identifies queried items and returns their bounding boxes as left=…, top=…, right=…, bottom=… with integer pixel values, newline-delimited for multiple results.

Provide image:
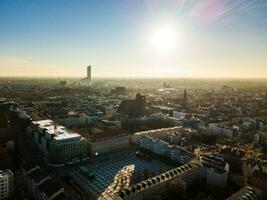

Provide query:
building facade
left=0, top=169, right=13, bottom=200
left=200, top=154, right=229, bottom=187
left=140, top=135, right=194, bottom=164
left=29, top=120, right=88, bottom=166
left=88, top=134, right=130, bottom=155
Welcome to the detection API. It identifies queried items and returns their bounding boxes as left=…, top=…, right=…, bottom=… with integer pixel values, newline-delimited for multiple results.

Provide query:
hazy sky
left=0, top=0, right=267, bottom=78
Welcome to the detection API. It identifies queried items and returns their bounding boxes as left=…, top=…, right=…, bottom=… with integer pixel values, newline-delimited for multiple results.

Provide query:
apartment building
left=0, top=169, right=13, bottom=200
left=200, top=154, right=229, bottom=187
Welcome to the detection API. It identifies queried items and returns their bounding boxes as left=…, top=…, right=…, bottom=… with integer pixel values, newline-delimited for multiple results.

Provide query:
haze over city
left=2, top=1, right=267, bottom=200
left=1, top=0, right=267, bottom=78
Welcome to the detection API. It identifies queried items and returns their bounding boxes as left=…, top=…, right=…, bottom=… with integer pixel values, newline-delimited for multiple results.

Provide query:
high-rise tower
left=184, top=89, right=187, bottom=102
left=79, top=65, right=92, bottom=87
left=183, top=89, right=188, bottom=111
left=87, top=65, right=91, bottom=83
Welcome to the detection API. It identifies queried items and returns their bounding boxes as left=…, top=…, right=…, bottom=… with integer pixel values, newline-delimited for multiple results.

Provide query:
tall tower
left=183, top=89, right=188, bottom=111
left=87, top=66, right=91, bottom=83
left=183, top=89, right=187, bottom=102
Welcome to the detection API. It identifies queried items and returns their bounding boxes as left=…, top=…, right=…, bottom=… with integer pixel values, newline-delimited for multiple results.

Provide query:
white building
left=0, top=169, right=13, bottom=200
left=139, top=135, right=193, bottom=162
left=30, top=120, right=88, bottom=166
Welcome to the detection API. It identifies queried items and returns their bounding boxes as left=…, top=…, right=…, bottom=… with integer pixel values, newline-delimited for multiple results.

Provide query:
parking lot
left=71, top=150, right=173, bottom=200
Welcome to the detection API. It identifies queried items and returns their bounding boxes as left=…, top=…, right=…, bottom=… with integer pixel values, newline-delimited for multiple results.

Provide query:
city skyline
left=1, top=0, right=267, bottom=78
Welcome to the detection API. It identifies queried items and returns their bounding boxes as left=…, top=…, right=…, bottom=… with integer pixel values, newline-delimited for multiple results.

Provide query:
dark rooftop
left=37, top=179, right=64, bottom=198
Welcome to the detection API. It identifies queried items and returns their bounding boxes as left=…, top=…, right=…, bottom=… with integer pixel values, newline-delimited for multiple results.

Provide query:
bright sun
left=151, top=26, right=177, bottom=54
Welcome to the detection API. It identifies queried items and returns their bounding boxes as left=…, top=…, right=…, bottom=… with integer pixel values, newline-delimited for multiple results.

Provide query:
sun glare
left=151, top=26, right=178, bottom=54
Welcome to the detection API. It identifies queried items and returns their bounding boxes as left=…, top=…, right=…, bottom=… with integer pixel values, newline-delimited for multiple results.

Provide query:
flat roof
left=33, top=119, right=81, bottom=140
left=134, top=126, right=183, bottom=136
left=71, top=149, right=173, bottom=199
left=37, top=179, right=63, bottom=198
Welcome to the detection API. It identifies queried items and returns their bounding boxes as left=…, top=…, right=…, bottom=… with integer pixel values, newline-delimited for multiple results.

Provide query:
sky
left=0, top=0, right=267, bottom=78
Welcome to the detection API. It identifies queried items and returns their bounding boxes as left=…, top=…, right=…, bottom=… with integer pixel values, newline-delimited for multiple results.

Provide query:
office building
left=87, top=65, right=91, bottom=83
left=29, top=119, right=87, bottom=166
left=80, top=65, right=92, bottom=87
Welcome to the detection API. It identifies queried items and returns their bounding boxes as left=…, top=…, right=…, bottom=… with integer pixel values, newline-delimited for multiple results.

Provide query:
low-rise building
left=140, top=135, right=168, bottom=156
left=140, top=135, right=194, bottom=164
left=110, top=87, right=127, bottom=96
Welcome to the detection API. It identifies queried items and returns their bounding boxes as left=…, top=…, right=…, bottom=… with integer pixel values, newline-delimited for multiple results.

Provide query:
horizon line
left=1, top=75, right=267, bottom=80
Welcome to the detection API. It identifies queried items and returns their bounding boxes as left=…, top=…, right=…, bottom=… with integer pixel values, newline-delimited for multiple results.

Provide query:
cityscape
left=1, top=1, right=267, bottom=200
